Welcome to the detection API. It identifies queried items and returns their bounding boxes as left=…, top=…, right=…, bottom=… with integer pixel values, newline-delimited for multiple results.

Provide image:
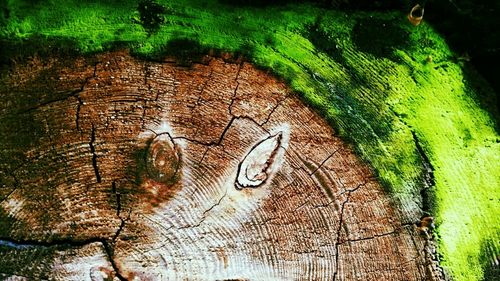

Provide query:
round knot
left=146, top=133, right=181, bottom=184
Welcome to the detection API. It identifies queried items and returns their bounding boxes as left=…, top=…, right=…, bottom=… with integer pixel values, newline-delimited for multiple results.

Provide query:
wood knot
left=235, top=132, right=283, bottom=189
left=145, top=133, right=181, bottom=184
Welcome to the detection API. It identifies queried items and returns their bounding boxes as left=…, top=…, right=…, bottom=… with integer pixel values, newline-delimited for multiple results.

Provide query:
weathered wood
left=0, top=51, right=443, bottom=280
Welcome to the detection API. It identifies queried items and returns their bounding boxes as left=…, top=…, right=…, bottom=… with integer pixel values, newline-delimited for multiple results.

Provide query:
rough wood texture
left=0, top=51, right=442, bottom=280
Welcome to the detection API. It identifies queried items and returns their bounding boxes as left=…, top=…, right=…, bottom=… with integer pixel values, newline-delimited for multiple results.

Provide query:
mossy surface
left=1, top=1, right=499, bottom=280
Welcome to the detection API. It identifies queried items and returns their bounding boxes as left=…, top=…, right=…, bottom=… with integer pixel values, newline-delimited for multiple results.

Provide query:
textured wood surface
left=0, top=51, right=442, bottom=280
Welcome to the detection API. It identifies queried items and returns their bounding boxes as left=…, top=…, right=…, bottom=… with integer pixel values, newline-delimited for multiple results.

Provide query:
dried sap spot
left=235, top=132, right=284, bottom=189
left=145, top=133, right=181, bottom=185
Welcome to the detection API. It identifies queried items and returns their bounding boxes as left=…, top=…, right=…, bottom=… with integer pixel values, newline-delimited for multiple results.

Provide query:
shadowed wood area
left=0, top=51, right=443, bottom=280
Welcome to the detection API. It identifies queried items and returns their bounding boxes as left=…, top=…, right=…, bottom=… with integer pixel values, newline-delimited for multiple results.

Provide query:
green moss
left=1, top=1, right=499, bottom=280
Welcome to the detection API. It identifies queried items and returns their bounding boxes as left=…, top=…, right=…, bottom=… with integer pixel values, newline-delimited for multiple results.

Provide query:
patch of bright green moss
left=1, top=1, right=499, bottom=280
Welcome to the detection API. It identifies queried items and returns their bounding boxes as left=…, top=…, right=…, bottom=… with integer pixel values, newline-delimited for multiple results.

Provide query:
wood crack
left=179, top=188, right=228, bottom=230
left=101, top=240, right=128, bottom=281
left=111, top=182, right=130, bottom=243
left=173, top=116, right=266, bottom=147
left=260, top=94, right=290, bottom=127
left=411, top=130, right=435, bottom=213
left=309, top=148, right=341, bottom=176
left=228, top=61, right=244, bottom=116
left=338, top=230, right=397, bottom=245
left=333, top=181, right=366, bottom=280
left=19, top=62, right=98, bottom=115
left=89, top=124, right=101, bottom=183
left=0, top=53, right=444, bottom=280
left=0, top=237, right=127, bottom=280
left=75, top=96, right=83, bottom=131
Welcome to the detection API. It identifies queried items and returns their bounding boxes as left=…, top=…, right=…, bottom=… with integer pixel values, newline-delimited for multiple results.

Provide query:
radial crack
left=332, top=182, right=362, bottom=281
left=179, top=189, right=228, bottom=230
left=89, top=124, right=102, bottom=183
left=101, top=240, right=127, bottom=281
left=112, top=181, right=121, bottom=217
left=75, top=96, right=83, bottom=131
left=20, top=62, right=98, bottom=114
left=309, top=148, right=340, bottom=176
left=411, top=130, right=437, bottom=216
left=337, top=230, right=397, bottom=245
left=260, top=94, right=289, bottom=126
left=228, top=61, right=244, bottom=116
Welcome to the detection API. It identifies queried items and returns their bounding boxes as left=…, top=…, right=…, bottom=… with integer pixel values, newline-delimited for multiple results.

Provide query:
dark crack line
left=180, top=191, right=228, bottom=229
left=411, top=130, right=435, bottom=187
left=199, top=69, right=213, bottom=96
left=1, top=237, right=130, bottom=281
left=389, top=108, right=436, bottom=214
left=411, top=130, right=436, bottom=215
left=92, top=61, right=98, bottom=77
left=173, top=109, right=273, bottom=150
left=389, top=110, right=446, bottom=279
left=139, top=215, right=176, bottom=246
left=102, top=240, right=127, bottom=281
left=111, top=181, right=121, bottom=217
left=337, top=230, right=397, bottom=245
left=338, top=180, right=367, bottom=196
left=0, top=187, right=17, bottom=205
left=333, top=193, right=349, bottom=281
left=173, top=116, right=236, bottom=147
left=259, top=94, right=290, bottom=127
left=111, top=181, right=131, bottom=243
left=20, top=62, right=98, bottom=115
left=174, top=115, right=271, bottom=148
left=292, top=194, right=312, bottom=212
left=311, top=200, right=335, bottom=209
left=228, top=61, right=244, bottom=116
left=112, top=218, right=126, bottom=243
left=89, top=124, right=101, bottom=183
left=20, top=90, right=82, bottom=114
left=178, top=188, right=228, bottom=230
left=202, top=189, right=228, bottom=217
left=140, top=99, right=148, bottom=129
left=196, top=146, right=211, bottom=167
left=154, top=85, right=161, bottom=101
left=309, top=148, right=341, bottom=176
left=75, top=96, right=83, bottom=131
left=228, top=81, right=240, bottom=116
left=332, top=180, right=367, bottom=281
left=144, top=62, right=151, bottom=85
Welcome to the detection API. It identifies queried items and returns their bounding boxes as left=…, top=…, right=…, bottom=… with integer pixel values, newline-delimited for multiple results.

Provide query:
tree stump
left=0, top=51, right=442, bottom=280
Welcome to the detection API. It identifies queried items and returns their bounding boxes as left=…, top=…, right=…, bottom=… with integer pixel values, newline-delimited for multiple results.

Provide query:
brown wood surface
left=0, top=51, right=443, bottom=280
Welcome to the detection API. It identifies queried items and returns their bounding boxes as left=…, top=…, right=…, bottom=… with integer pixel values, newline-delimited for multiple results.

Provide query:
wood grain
left=0, top=51, right=444, bottom=280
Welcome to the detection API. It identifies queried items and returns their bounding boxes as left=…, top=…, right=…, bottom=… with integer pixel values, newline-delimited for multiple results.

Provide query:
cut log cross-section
left=0, top=51, right=441, bottom=280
